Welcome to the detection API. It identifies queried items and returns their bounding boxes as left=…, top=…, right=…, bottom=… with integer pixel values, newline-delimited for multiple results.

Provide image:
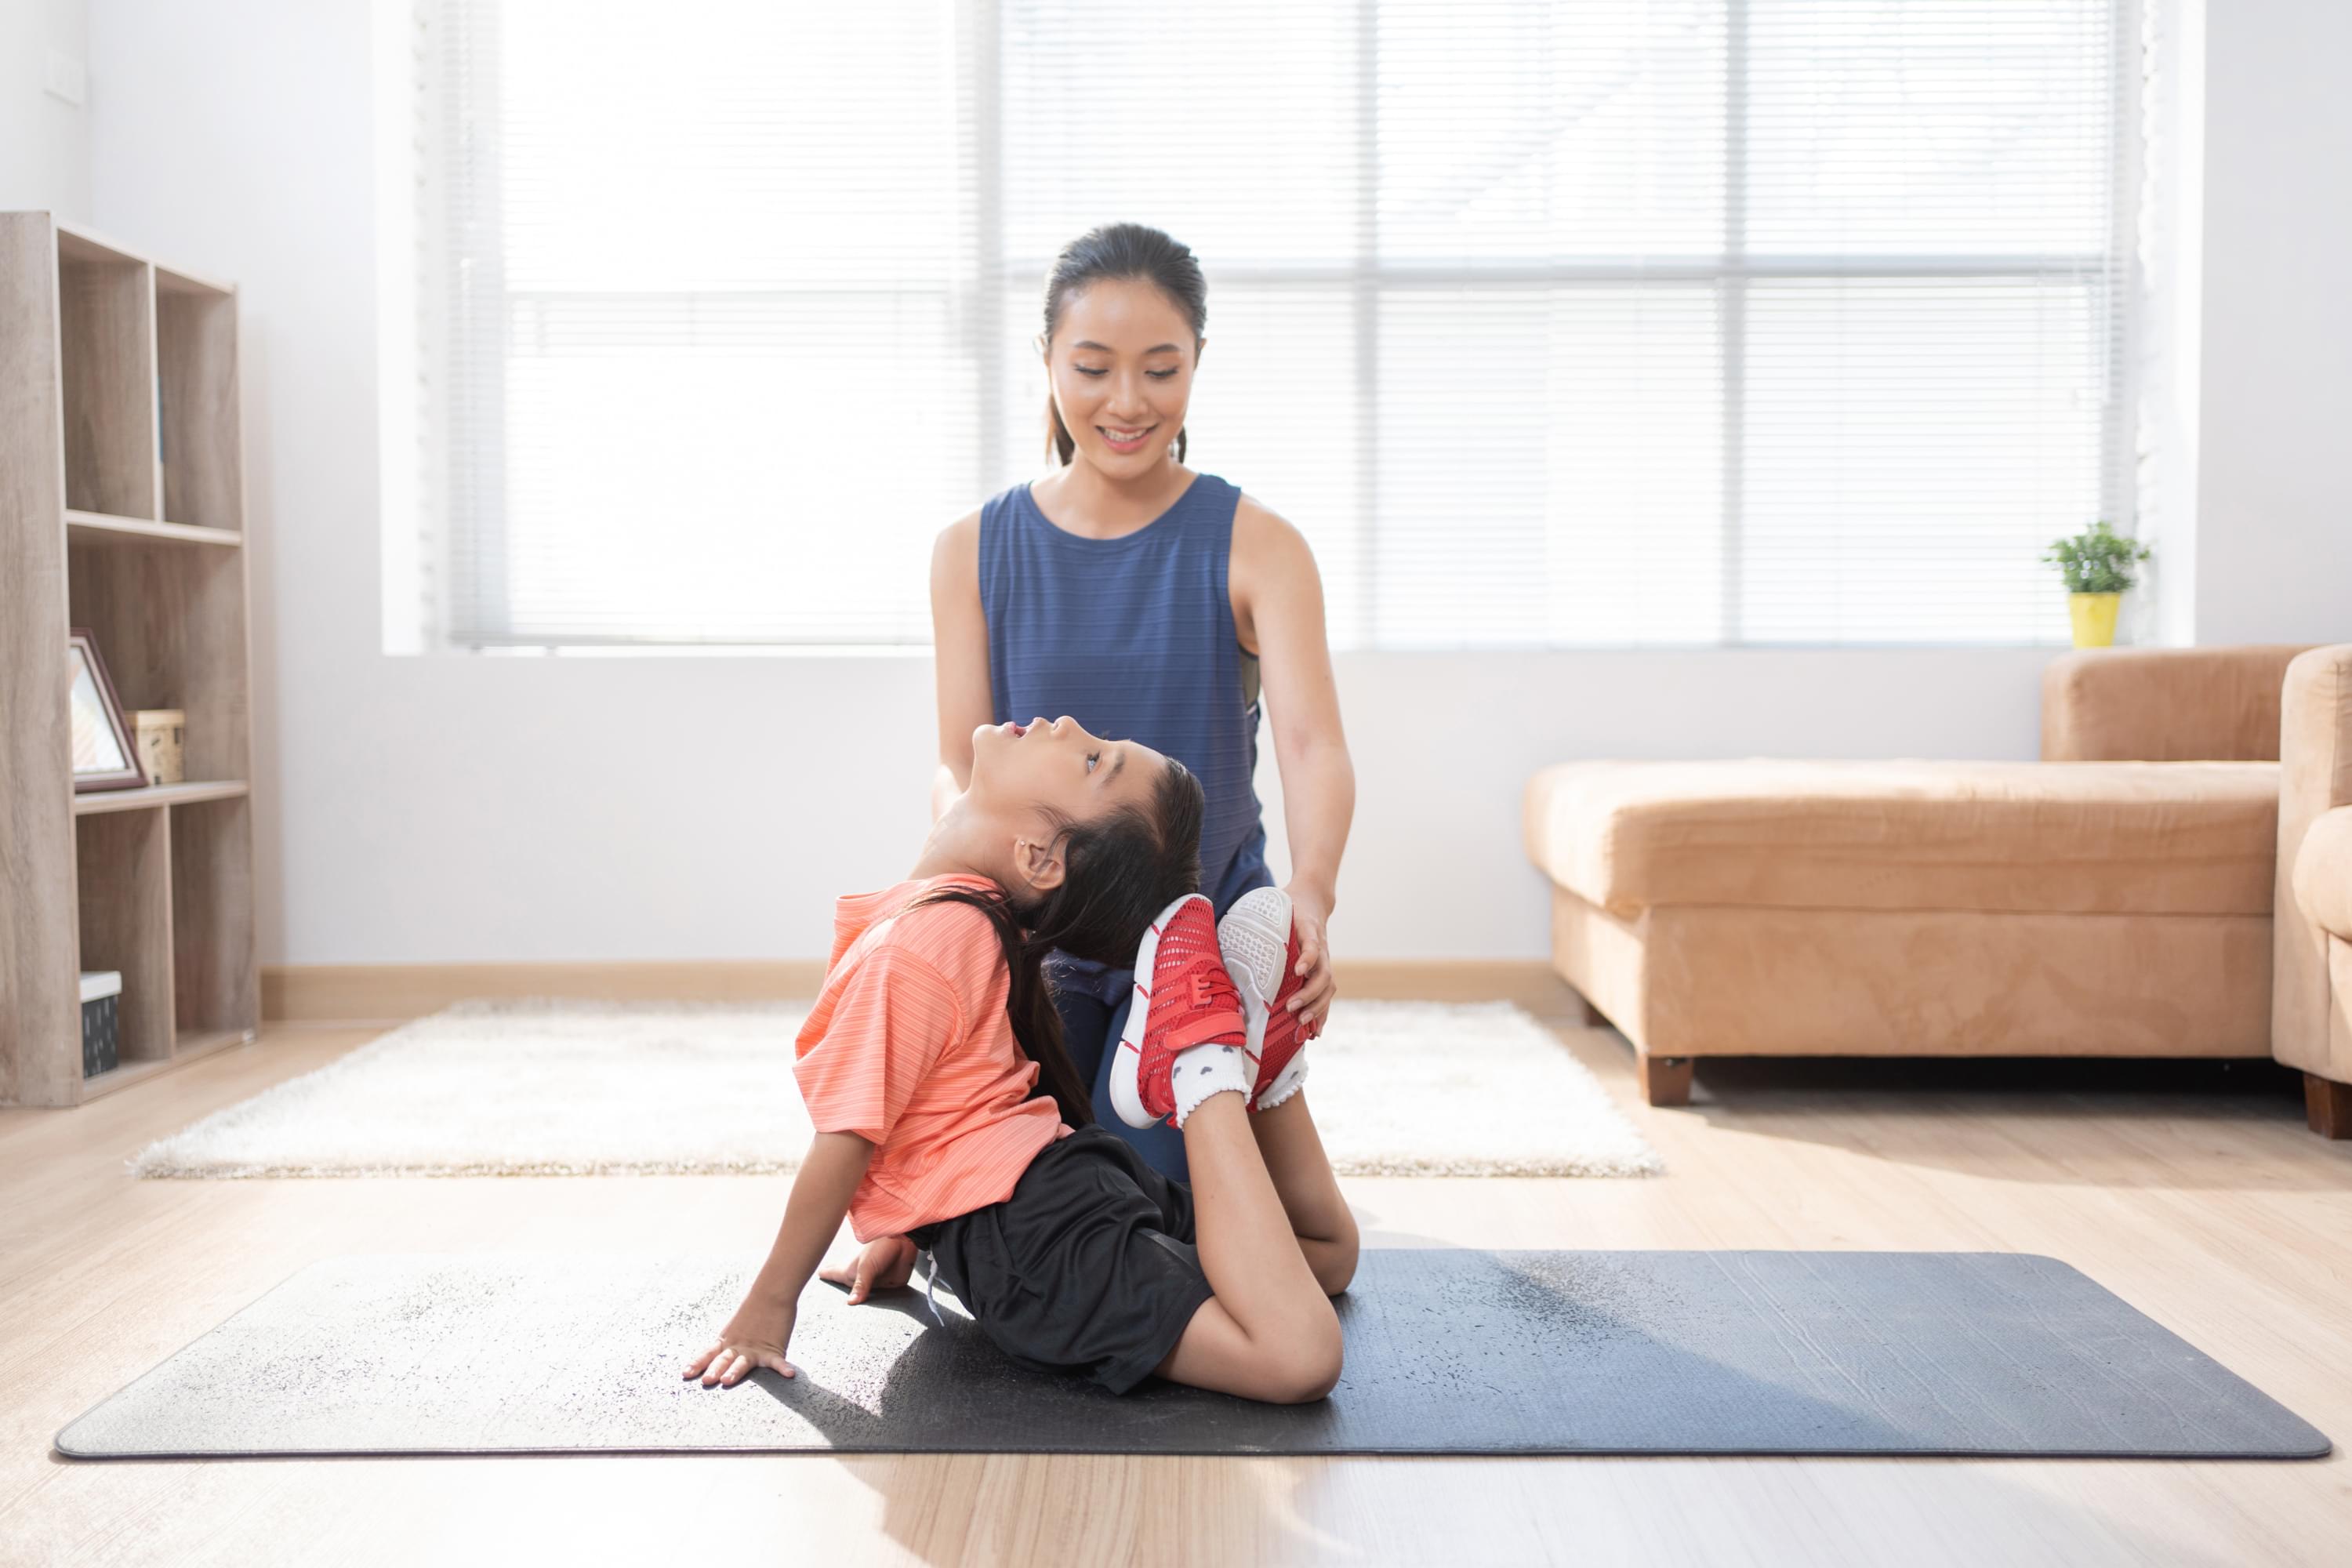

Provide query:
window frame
left=419, top=0, right=2149, bottom=652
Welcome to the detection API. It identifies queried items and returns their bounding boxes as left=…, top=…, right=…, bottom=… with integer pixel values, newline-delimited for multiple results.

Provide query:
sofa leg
left=1639, top=1053, right=1694, bottom=1108
left=2306, top=1074, right=2352, bottom=1139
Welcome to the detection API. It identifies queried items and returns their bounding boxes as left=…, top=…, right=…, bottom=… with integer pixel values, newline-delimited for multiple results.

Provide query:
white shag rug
left=131, top=997, right=1663, bottom=1179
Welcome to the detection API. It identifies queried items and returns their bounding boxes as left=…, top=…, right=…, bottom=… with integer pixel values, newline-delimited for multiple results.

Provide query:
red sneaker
left=1217, top=887, right=1309, bottom=1107
left=1110, top=895, right=1249, bottom=1129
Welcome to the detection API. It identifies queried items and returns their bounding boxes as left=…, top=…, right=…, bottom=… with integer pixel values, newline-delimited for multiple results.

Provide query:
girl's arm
left=1232, top=499, right=1356, bottom=1030
left=684, top=1130, right=874, bottom=1386
left=930, top=510, right=993, bottom=822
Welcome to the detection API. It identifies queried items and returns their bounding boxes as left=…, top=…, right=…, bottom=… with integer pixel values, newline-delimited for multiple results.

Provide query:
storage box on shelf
left=79, top=971, right=122, bottom=1077
left=2, top=212, right=258, bottom=1107
left=129, top=709, right=186, bottom=786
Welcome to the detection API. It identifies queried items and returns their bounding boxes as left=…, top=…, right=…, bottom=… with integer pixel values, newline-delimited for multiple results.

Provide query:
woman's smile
left=1099, top=423, right=1157, bottom=453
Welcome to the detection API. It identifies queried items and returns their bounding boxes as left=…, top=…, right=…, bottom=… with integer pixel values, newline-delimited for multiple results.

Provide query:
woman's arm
left=683, top=1129, right=873, bottom=1386
left=930, top=510, right=993, bottom=822
left=1232, top=499, right=1356, bottom=1029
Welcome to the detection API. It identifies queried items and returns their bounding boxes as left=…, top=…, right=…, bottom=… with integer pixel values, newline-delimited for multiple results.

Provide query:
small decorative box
left=128, top=709, right=185, bottom=786
left=81, top=970, right=122, bottom=1077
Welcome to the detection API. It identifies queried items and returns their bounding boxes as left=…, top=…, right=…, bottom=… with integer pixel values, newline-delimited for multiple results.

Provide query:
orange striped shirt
left=793, top=873, right=1069, bottom=1241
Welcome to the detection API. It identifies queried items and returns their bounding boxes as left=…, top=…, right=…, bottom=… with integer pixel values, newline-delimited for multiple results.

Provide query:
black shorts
left=909, top=1123, right=1216, bottom=1395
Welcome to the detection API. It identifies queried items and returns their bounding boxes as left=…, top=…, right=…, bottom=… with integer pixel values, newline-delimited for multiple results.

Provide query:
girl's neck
left=907, top=848, right=995, bottom=886
left=908, top=808, right=1007, bottom=889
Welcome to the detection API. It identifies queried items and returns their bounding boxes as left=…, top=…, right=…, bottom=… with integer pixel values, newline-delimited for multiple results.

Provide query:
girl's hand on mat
left=1283, top=883, right=1337, bottom=1036
left=819, top=1235, right=919, bottom=1304
left=684, top=1303, right=797, bottom=1387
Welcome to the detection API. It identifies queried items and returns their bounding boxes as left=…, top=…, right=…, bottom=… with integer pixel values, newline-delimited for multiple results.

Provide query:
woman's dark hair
left=914, top=758, right=1207, bottom=1128
left=1041, top=222, right=1208, bottom=468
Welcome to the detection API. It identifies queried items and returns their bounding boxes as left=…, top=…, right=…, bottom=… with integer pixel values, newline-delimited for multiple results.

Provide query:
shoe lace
left=1182, top=958, right=1238, bottom=1014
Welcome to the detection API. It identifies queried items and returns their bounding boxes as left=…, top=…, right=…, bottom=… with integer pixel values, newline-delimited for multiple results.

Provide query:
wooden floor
left=3, top=1014, right=2348, bottom=1567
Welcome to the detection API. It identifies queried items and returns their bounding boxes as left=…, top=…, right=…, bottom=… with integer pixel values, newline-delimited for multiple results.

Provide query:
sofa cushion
left=2295, top=809, right=2352, bottom=942
left=2040, top=645, right=2314, bottom=762
left=1525, top=759, right=2279, bottom=918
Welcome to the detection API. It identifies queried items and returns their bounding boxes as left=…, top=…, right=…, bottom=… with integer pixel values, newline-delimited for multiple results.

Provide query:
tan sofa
left=2274, top=647, right=2352, bottom=1136
left=1525, top=646, right=2338, bottom=1123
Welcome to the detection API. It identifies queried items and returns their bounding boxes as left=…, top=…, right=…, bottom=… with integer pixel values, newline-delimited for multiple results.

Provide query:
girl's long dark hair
left=1042, top=222, right=1208, bottom=468
left=914, top=759, right=1207, bottom=1127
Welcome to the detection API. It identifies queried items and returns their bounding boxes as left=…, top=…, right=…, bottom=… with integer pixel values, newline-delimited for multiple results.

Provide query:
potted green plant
left=2042, top=521, right=2151, bottom=648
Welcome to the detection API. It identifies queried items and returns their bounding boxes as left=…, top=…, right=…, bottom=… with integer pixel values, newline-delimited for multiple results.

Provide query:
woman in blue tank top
left=928, top=223, right=1358, bottom=1181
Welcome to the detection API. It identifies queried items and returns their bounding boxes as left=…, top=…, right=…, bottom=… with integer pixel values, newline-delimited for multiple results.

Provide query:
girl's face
left=1044, top=278, right=1200, bottom=470
left=967, top=714, right=1167, bottom=833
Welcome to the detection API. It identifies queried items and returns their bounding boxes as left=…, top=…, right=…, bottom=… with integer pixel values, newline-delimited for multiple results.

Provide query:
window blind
left=417, top=0, right=2154, bottom=650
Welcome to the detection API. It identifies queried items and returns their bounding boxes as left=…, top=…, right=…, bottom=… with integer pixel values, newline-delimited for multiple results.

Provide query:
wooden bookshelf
left=2, top=213, right=259, bottom=1107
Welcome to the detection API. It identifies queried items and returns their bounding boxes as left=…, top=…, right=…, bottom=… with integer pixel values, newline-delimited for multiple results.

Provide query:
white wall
left=73, top=0, right=2335, bottom=967
left=2194, top=0, right=2352, bottom=644
left=0, top=0, right=91, bottom=220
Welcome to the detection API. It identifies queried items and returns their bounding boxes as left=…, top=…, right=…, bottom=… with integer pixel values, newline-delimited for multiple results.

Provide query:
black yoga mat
left=55, top=1250, right=2328, bottom=1458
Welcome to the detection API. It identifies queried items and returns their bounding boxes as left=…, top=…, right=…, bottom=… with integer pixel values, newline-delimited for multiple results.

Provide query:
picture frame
left=67, top=629, right=147, bottom=793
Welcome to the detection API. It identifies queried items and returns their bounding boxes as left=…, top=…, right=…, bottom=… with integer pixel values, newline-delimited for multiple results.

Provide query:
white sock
left=1254, top=1048, right=1309, bottom=1112
left=1171, top=1041, right=1253, bottom=1127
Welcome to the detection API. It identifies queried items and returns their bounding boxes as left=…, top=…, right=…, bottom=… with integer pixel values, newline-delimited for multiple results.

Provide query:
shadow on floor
left=1644, top=1049, right=2348, bottom=1192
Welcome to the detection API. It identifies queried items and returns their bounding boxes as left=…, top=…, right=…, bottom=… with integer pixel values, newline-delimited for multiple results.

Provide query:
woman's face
left=968, top=714, right=1166, bottom=829
left=1044, top=278, right=1200, bottom=470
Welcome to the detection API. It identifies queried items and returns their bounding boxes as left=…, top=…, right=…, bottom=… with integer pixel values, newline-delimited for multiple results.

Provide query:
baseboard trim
left=262, top=962, right=833, bottom=1024
left=261, top=960, right=1576, bottom=1025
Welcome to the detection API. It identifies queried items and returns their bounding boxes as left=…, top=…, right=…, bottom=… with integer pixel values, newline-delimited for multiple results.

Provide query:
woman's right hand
left=818, top=1234, right=920, bottom=1304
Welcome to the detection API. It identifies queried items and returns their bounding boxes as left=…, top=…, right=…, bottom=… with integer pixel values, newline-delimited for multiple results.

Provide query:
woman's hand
left=1283, top=883, right=1338, bottom=1037
left=684, top=1295, right=798, bottom=1387
left=818, top=1234, right=919, bottom=1305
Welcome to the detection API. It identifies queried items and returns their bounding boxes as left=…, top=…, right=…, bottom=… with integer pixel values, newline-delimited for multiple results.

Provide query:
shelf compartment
left=56, top=228, right=158, bottom=522
left=67, top=536, right=252, bottom=784
left=67, top=510, right=243, bottom=549
left=75, top=807, right=176, bottom=1068
left=155, top=268, right=241, bottom=532
left=74, top=780, right=249, bottom=817
left=78, top=1028, right=251, bottom=1103
left=171, top=794, right=260, bottom=1043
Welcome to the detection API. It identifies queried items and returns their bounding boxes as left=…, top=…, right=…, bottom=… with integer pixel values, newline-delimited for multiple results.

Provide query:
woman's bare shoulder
left=935, top=505, right=984, bottom=550
left=931, top=505, right=984, bottom=583
left=1231, top=490, right=1319, bottom=574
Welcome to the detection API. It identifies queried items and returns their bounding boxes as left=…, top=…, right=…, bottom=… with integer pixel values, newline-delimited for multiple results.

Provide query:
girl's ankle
left=1171, top=1042, right=1253, bottom=1127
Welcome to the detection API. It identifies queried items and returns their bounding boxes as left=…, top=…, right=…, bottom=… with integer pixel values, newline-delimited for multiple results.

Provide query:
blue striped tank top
left=978, top=471, right=1272, bottom=931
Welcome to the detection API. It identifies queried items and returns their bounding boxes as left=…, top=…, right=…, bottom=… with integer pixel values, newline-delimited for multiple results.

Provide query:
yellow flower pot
left=2069, top=591, right=2122, bottom=648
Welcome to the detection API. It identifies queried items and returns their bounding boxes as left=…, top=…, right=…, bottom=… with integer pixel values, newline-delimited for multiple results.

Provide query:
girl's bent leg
left=1152, top=1091, right=1341, bottom=1403
left=1247, top=1091, right=1359, bottom=1295
left=1156, top=1296, right=1338, bottom=1405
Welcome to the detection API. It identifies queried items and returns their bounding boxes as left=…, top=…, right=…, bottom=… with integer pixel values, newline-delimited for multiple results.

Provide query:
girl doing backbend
left=685, top=713, right=1356, bottom=1402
